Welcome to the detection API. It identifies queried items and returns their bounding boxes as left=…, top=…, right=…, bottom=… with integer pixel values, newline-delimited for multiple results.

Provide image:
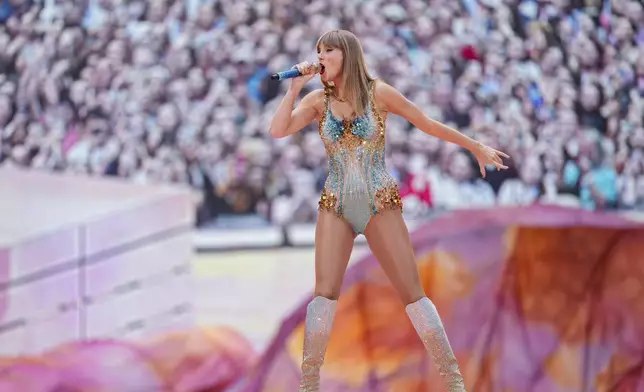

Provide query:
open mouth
left=320, top=65, right=326, bottom=75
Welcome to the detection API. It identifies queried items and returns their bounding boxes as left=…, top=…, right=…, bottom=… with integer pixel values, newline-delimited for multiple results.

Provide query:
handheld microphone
left=270, top=63, right=320, bottom=81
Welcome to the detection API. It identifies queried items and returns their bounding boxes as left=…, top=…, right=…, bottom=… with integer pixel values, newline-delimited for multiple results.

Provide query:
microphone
left=270, top=63, right=320, bottom=81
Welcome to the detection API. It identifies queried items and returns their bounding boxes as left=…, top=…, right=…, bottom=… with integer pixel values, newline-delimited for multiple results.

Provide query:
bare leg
left=364, top=210, right=466, bottom=392
left=299, top=211, right=355, bottom=392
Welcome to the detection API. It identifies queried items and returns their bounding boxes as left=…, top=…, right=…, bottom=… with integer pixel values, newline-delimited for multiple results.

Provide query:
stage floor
left=192, top=245, right=369, bottom=351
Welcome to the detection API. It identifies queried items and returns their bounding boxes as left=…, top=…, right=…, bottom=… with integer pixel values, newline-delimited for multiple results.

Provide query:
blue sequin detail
left=325, top=112, right=372, bottom=141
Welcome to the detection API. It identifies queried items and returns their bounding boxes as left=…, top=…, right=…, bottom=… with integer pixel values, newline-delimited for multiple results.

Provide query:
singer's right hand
left=289, top=61, right=317, bottom=92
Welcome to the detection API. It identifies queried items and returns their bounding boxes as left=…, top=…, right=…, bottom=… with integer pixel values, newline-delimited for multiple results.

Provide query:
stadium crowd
left=0, top=0, right=643, bottom=226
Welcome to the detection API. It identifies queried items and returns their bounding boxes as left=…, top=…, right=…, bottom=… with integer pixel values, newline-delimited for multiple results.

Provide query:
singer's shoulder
left=304, top=88, right=326, bottom=100
left=301, top=88, right=327, bottom=107
left=372, top=79, right=402, bottom=111
left=372, top=78, right=396, bottom=97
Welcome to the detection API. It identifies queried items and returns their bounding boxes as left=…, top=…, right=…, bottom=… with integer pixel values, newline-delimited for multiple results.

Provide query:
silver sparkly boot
left=406, top=297, right=466, bottom=391
left=299, top=296, right=338, bottom=392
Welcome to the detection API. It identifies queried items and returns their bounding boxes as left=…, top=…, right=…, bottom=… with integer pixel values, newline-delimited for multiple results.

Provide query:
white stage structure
left=0, top=168, right=194, bottom=356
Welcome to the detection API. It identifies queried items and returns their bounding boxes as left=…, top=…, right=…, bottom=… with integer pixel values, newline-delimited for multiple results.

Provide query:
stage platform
left=0, top=168, right=195, bottom=356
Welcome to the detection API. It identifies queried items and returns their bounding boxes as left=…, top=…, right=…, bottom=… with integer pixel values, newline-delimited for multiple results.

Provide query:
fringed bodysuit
left=317, top=81, right=403, bottom=234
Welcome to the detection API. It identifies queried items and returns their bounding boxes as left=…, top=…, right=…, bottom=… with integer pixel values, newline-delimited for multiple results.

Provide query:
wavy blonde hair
left=316, top=30, right=374, bottom=116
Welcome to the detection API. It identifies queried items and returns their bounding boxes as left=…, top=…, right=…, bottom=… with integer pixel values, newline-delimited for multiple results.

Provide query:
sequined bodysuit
left=318, top=81, right=402, bottom=234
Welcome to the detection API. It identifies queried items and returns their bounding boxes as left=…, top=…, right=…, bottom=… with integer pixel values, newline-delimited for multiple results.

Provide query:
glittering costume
left=317, top=80, right=402, bottom=234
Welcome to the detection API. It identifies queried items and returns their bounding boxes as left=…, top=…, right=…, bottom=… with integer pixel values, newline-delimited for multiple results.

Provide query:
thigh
left=364, top=209, right=425, bottom=304
left=313, top=210, right=356, bottom=300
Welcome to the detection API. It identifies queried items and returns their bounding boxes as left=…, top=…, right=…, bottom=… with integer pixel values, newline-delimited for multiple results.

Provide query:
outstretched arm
left=376, top=81, right=509, bottom=177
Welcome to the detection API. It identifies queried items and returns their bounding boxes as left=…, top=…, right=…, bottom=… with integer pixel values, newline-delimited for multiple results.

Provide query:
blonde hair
left=316, top=30, right=374, bottom=116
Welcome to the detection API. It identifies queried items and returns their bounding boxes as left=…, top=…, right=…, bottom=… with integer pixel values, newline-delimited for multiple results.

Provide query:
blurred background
left=1, top=0, right=644, bottom=390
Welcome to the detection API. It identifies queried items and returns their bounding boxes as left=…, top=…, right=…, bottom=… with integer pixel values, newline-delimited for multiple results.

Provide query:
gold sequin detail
left=318, top=188, right=338, bottom=212
left=369, top=81, right=386, bottom=146
left=317, top=89, right=329, bottom=137
left=341, top=123, right=366, bottom=149
left=374, top=184, right=403, bottom=213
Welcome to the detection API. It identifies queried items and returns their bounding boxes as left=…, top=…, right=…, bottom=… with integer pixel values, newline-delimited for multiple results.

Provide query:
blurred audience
left=0, top=0, right=643, bottom=226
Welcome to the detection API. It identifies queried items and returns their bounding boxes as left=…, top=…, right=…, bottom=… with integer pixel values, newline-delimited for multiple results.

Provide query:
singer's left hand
left=472, top=142, right=510, bottom=178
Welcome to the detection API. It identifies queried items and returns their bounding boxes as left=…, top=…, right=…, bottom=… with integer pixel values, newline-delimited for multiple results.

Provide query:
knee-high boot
left=406, top=297, right=466, bottom=392
left=299, top=296, right=338, bottom=392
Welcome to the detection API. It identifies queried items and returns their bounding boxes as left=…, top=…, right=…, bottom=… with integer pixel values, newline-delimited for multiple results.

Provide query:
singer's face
left=317, top=44, right=343, bottom=82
